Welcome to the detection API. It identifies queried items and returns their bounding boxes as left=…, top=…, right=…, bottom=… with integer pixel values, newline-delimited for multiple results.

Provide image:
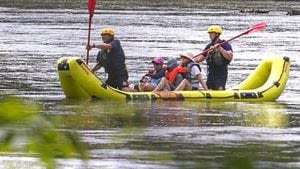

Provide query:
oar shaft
left=86, top=0, right=96, bottom=65
left=194, top=23, right=267, bottom=58
left=86, top=15, right=92, bottom=65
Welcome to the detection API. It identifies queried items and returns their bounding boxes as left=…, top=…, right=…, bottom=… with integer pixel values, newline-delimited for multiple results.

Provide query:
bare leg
left=153, top=77, right=169, bottom=92
left=143, top=83, right=155, bottom=91
left=218, top=86, right=224, bottom=90
left=128, top=84, right=139, bottom=92
left=175, top=79, right=192, bottom=91
left=122, top=87, right=136, bottom=92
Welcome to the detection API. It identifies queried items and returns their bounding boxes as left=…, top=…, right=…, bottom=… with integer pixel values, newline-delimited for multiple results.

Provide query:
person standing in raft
left=86, top=28, right=133, bottom=92
left=194, top=25, right=233, bottom=90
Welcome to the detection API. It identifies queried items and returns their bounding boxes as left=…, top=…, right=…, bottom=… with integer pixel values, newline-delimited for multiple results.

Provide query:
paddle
left=194, top=22, right=267, bottom=58
left=86, top=0, right=96, bottom=65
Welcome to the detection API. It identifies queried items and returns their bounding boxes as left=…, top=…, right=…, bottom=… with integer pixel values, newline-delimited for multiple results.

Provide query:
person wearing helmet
left=194, top=25, right=233, bottom=90
left=87, top=28, right=132, bottom=91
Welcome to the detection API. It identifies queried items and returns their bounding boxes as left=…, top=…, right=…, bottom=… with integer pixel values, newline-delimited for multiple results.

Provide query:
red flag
left=88, top=0, right=96, bottom=17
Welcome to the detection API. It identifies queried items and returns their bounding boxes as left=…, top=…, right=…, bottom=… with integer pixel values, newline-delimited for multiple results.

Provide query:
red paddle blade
left=246, top=22, right=267, bottom=34
left=88, top=0, right=96, bottom=17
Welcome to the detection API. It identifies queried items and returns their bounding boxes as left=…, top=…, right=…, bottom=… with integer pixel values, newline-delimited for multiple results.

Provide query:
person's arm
left=196, top=74, right=208, bottom=90
left=191, top=65, right=207, bottom=90
left=94, top=43, right=113, bottom=50
left=215, top=45, right=233, bottom=61
left=194, top=54, right=206, bottom=63
left=147, top=69, right=165, bottom=79
left=87, top=43, right=113, bottom=51
left=194, top=44, right=211, bottom=63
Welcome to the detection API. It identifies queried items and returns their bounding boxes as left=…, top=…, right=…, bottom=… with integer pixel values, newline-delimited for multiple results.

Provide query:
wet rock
left=240, top=8, right=270, bottom=14
left=287, top=9, right=300, bottom=15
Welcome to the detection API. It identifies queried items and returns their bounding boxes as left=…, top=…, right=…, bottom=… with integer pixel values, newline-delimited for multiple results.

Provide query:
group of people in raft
left=86, top=25, right=233, bottom=92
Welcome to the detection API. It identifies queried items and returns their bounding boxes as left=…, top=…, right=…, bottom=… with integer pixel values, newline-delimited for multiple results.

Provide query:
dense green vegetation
left=0, top=97, right=87, bottom=169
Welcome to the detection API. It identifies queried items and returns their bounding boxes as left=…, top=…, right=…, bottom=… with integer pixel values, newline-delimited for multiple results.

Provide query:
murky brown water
left=1, top=1, right=300, bottom=168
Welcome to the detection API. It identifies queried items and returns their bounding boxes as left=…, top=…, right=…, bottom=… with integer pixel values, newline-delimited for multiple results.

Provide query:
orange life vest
left=166, top=66, right=187, bottom=83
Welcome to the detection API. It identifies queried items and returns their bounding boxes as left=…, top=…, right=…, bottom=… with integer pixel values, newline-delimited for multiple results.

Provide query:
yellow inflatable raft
left=57, top=56, right=290, bottom=102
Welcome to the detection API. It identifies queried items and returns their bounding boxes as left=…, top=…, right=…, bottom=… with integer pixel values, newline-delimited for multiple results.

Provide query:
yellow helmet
left=101, top=28, right=115, bottom=36
left=207, top=25, right=223, bottom=34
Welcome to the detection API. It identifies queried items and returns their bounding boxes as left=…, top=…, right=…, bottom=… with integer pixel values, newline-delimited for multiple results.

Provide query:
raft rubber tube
left=57, top=56, right=290, bottom=102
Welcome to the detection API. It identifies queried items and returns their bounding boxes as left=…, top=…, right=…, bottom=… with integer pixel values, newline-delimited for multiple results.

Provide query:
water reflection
left=145, top=101, right=290, bottom=128
left=51, top=99, right=290, bottom=129
left=50, top=100, right=294, bottom=169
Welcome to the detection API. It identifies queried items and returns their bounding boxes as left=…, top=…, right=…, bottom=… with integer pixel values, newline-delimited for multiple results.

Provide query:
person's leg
left=115, top=75, right=136, bottom=92
left=215, top=80, right=226, bottom=90
left=185, top=81, right=193, bottom=91
left=165, top=81, right=172, bottom=91
left=143, top=83, right=155, bottom=91
left=207, top=72, right=227, bottom=90
left=206, top=75, right=214, bottom=90
left=173, top=74, right=184, bottom=87
left=153, top=77, right=168, bottom=92
left=128, top=84, right=139, bottom=92
left=175, top=79, right=192, bottom=91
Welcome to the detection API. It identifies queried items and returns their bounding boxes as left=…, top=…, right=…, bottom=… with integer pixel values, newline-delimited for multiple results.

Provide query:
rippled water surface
left=1, top=4, right=300, bottom=169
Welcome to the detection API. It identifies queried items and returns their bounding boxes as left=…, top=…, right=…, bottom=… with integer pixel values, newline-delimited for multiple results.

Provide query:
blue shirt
left=104, top=39, right=127, bottom=76
left=146, top=68, right=165, bottom=80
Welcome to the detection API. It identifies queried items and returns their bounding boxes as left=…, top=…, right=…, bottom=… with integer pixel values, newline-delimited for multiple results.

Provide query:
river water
left=1, top=4, right=300, bottom=169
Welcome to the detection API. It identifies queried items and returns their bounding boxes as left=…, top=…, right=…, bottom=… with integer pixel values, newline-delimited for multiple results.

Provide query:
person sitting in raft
left=152, top=52, right=207, bottom=91
left=152, top=58, right=186, bottom=92
left=174, top=52, right=208, bottom=91
left=165, top=58, right=186, bottom=87
left=129, top=57, right=165, bottom=92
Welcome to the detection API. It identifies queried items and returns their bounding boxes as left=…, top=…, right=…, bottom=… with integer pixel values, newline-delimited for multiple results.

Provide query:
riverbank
left=0, top=0, right=299, bottom=11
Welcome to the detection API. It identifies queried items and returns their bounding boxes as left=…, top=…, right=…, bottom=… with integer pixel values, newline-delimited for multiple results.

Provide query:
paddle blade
left=88, top=0, right=96, bottom=17
left=246, top=22, right=267, bottom=34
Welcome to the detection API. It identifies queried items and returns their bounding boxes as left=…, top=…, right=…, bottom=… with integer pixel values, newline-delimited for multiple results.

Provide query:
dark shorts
left=106, top=72, right=129, bottom=90
left=207, top=69, right=227, bottom=90
left=192, top=87, right=199, bottom=90
left=206, top=79, right=226, bottom=90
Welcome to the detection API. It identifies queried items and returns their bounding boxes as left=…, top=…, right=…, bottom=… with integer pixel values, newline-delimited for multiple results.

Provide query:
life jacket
left=185, top=63, right=202, bottom=85
left=166, top=66, right=187, bottom=84
left=206, top=40, right=230, bottom=67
